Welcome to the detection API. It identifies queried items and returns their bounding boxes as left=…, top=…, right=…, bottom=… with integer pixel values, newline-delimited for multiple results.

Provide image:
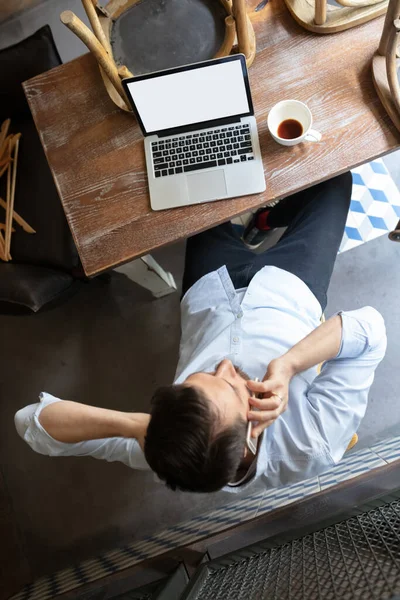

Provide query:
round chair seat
left=111, top=0, right=227, bottom=75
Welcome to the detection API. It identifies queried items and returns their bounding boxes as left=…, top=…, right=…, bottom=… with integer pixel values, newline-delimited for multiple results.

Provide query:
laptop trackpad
left=187, top=170, right=227, bottom=204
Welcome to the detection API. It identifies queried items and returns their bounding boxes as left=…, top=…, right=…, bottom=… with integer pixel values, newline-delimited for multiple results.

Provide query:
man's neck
left=241, top=450, right=256, bottom=470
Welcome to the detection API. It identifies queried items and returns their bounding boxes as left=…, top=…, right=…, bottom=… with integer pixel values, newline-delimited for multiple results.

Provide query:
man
left=15, top=173, right=387, bottom=494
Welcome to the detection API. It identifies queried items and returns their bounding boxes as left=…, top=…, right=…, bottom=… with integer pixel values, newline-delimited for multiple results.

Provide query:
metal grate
left=77, top=585, right=157, bottom=600
left=187, top=500, right=400, bottom=600
left=114, top=591, right=154, bottom=600
left=116, top=592, right=154, bottom=600
left=109, top=579, right=161, bottom=600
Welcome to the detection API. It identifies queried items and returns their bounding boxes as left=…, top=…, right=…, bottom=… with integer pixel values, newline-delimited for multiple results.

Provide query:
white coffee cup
left=267, top=100, right=322, bottom=147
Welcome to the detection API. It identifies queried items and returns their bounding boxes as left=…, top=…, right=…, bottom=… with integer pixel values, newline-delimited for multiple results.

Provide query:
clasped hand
left=247, top=358, right=294, bottom=438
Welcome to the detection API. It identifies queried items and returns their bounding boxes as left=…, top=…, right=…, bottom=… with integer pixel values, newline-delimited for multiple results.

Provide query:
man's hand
left=246, top=315, right=343, bottom=438
left=247, top=358, right=295, bottom=438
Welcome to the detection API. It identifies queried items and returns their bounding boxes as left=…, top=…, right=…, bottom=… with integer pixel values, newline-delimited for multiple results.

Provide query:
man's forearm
left=280, top=314, right=342, bottom=376
left=39, top=401, right=150, bottom=444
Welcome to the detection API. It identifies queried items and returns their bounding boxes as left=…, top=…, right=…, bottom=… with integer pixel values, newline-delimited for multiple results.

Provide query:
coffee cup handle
left=305, top=129, right=322, bottom=142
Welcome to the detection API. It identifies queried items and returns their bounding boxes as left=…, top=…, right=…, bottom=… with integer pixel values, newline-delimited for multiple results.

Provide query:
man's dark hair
left=144, top=384, right=247, bottom=493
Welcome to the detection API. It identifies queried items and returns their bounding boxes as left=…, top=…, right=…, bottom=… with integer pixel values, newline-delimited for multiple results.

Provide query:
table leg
left=115, top=255, right=177, bottom=298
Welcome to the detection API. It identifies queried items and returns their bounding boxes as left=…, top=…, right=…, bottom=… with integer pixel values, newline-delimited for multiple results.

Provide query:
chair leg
left=386, top=21, right=400, bottom=115
left=346, top=433, right=358, bottom=451
left=378, top=0, right=400, bottom=55
left=389, top=219, right=400, bottom=241
left=115, top=255, right=177, bottom=298
left=315, top=0, right=327, bottom=25
left=232, top=0, right=251, bottom=58
left=60, top=10, right=127, bottom=104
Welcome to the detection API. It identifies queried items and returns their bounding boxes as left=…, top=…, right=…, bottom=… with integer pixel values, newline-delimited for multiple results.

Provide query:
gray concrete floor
left=2, top=230, right=400, bottom=595
left=0, top=242, right=245, bottom=593
left=326, top=235, right=400, bottom=448
left=1, top=1, right=400, bottom=596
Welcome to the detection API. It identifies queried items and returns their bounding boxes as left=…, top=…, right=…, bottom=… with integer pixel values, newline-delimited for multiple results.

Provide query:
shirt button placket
left=231, top=334, right=241, bottom=355
left=232, top=309, right=242, bottom=354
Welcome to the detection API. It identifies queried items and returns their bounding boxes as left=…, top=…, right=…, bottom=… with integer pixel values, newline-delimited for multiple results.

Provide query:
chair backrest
left=0, top=26, right=79, bottom=272
left=0, top=25, right=62, bottom=121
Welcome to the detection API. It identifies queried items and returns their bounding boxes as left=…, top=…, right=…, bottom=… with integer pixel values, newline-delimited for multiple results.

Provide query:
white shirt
left=15, top=266, right=387, bottom=493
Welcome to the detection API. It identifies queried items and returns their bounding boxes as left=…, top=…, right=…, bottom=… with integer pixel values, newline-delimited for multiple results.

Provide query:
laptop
left=122, top=54, right=266, bottom=211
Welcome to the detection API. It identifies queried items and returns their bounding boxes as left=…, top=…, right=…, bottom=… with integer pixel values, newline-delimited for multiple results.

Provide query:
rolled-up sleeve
left=306, top=306, right=387, bottom=463
left=337, top=306, right=387, bottom=360
left=15, top=392, right=151, bottom=471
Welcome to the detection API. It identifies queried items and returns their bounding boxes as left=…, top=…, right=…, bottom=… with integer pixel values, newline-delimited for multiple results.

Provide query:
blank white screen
left=126, top=60, right=250, bottom=133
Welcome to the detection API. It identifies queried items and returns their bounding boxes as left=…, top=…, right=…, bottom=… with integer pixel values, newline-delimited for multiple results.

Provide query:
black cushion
left=0, top=264, right=75, bottom=312
left=0, top=24, right=79, bottom=272
left=7, top=117, right=79, bottom=271
left=0, top=25, right=62, bottom=119
left=0, top=26, right=82, bottom=314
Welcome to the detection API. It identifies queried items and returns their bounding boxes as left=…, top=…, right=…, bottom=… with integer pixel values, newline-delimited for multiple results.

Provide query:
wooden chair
left=371, top=0, right=400, bottom=243
left=389, top=220, right=400, bottom=240
left=372, top=0, right=400, bottom=134
left=284, top=0, right=388, bottom=33
left=60, top=0, right=256, bottom=113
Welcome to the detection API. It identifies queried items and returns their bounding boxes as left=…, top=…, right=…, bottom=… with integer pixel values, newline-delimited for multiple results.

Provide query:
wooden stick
left=4, top=161, right=11, bottom=260
left=219, top=0, right=233, bottom=12
left=0, top=223, right=15, bottom=232
left=0, top=161, right=11, bottom=179
left=232, top=0, right=251, bottom=59
left=336, top=0, right=384, bottom=6
left=386, top=22, right=400, bottom=115
left=91, top=0, right=110, bottom=18
left=11, top=132, right=22, bottom=143
left=82, top=0, right=112, bottom=55
left=215, top=16, right=236, bottom=58
left=1, top=133, right=20, bottom=161
left=118, top=65, right=134, bottom=79
left=0, top=232, right=6, bottom=261
left=5, top=137, right=19, bottom=258
left=6, top=151, right=11, bottom=202
left=60, top=11, right=127, bottom=103
left=0, top=198, right=35, bottom=233
left=0, top=133, right=13, bottom=165
left=4, top=163, right=11, bottom=259
left=244, top=11, right=256, bottom=67
left=0, top=225, right=6, bottom=252
left=378, top=0, right=400, bottom=56
left=315, top=0, right=327, bottom=24
left=0, top=119, right=10, bottom=152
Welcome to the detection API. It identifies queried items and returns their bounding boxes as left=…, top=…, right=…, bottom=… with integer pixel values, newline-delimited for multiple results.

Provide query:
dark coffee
left=277, top=119, right=303, bottom=140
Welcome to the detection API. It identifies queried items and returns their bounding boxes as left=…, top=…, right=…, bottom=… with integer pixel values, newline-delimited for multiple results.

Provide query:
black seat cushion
left=0, top=25, right=62, bottom=119
left=0, top=26, right=81, bottom=313
left=6, top=116, right=79, bottom=271
left=0, top=264, right=76, bottom=313
left=0, top=25, right=78, bottom=271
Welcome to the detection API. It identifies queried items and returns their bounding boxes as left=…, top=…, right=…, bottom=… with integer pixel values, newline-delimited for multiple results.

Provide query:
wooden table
left=24, top=0, right=400, bottom=278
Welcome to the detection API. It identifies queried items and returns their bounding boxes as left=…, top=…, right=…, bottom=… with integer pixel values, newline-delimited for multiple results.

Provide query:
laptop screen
left=123, top=56, right=253, bottom=136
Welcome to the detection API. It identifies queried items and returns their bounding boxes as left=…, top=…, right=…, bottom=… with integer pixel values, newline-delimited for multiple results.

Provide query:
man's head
left=144, top=359, right=251, bottom=493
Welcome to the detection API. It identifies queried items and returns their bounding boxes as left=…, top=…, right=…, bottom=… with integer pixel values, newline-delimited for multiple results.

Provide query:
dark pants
left=182, top=172, right=353, bottom=311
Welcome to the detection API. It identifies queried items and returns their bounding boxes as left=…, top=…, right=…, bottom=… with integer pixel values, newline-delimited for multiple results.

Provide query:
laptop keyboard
left=151, top=124, right=254, bottom=178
